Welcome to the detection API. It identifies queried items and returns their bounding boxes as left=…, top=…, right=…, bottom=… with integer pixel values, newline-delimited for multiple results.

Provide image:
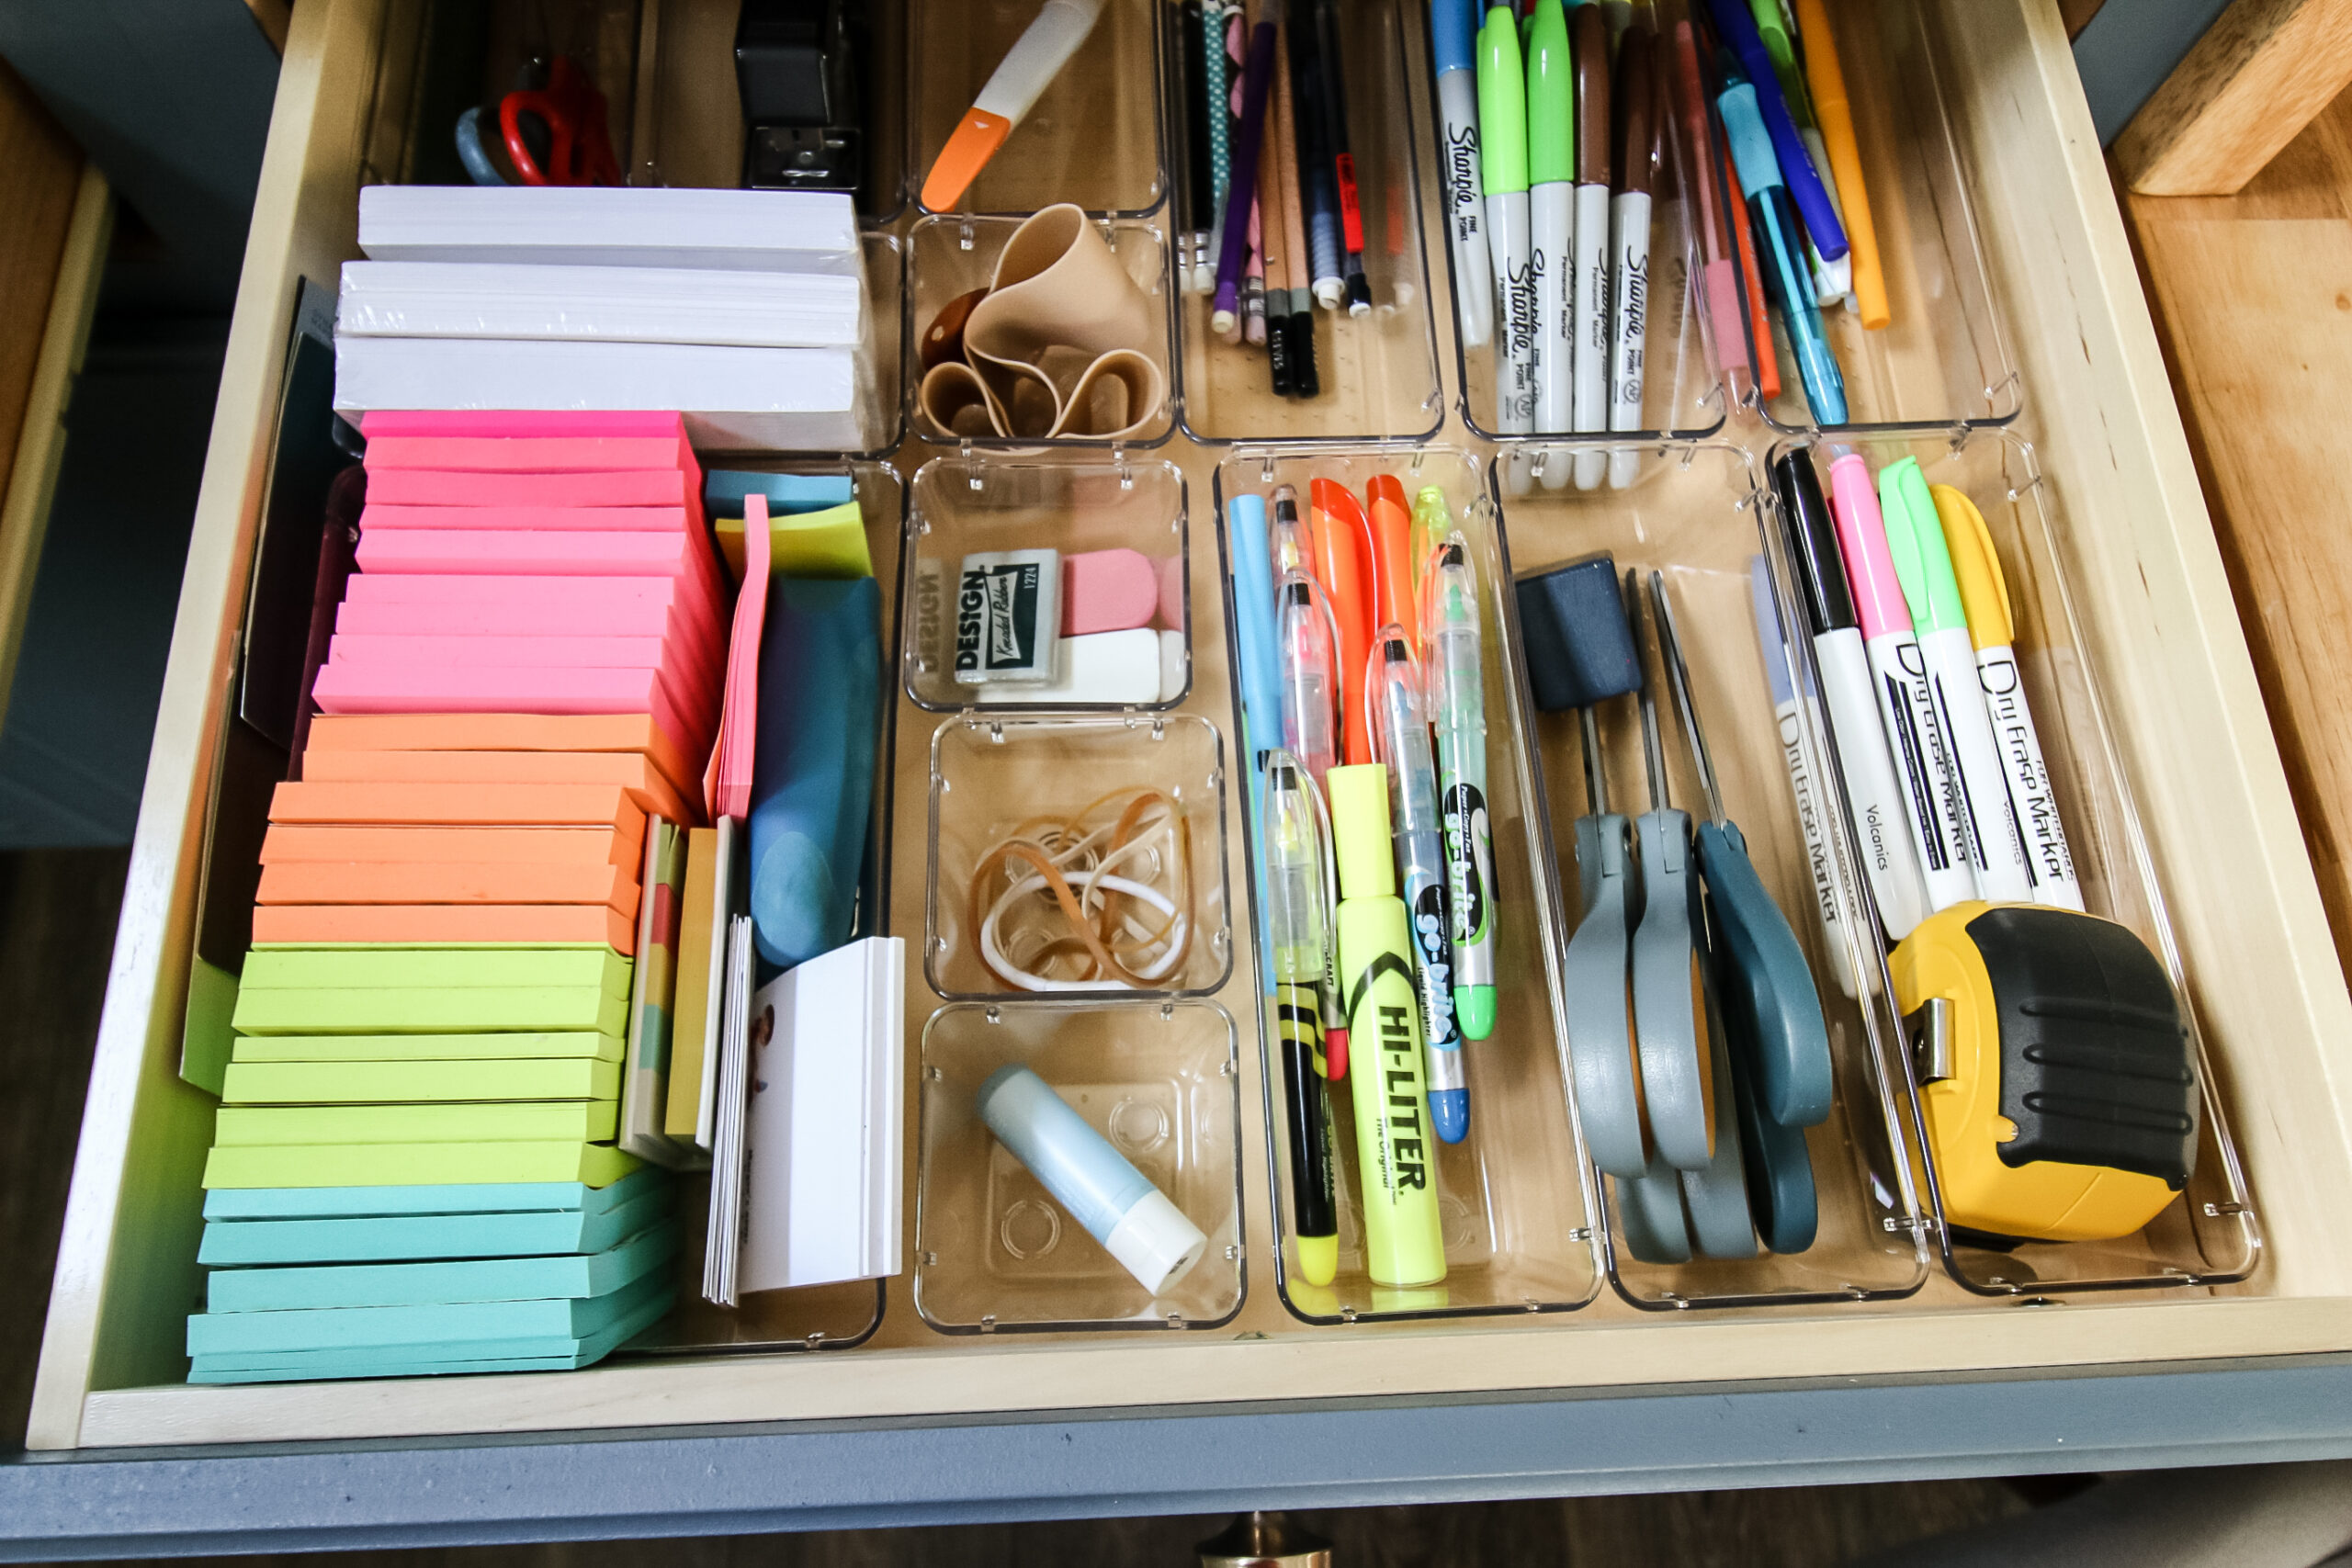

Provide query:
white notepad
left=336, top=262, right=865, bottom=350
left=333, top=336, right=872, bottom=453
left=357, top=186, right=861, bottom=275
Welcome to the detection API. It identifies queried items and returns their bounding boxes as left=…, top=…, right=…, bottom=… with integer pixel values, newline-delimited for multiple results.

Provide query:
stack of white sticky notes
left=702, top=933, right=904, bottom=1307
left=335, top=187, right=876, bottom=453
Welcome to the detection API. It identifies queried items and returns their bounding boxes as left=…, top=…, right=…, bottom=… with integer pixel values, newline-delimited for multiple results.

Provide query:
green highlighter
left=1329, top=763, right=1447, bottom=1289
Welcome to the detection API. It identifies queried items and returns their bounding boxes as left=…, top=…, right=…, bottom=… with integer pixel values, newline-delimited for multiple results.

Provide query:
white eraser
left=977, top=628, right=1160, bottom=706
left=954, top=548, right=1059, bottom=684
left=1159, top=628, right=1185, bottom=703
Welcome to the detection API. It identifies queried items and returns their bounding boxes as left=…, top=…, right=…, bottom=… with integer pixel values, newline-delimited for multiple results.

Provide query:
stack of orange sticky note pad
left=255, top=411, right=721, bottom=953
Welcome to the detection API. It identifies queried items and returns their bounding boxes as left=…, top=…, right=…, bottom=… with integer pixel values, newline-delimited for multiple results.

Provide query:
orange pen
left=1309, top=479, right=1375, bottom=766
left=1718, top=131, right=1781, bottom=402
left=1365, top=476, right=1419, bottom=648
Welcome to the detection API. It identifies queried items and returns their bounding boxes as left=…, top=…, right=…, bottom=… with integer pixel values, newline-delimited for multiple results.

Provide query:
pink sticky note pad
left=340, top=572, right=724, bottom=663
left=355, top=529, right=725, bottom=608
left=361, top=468, right=699, bottom=512
left=360, top=411, right=687, bottom=439
left=310, top=662, right=714, bottom=760
left=1060, top=548, right=1160, bottom=637
left=363, top=433, right=696, bottom=475
left=1155, top=554, right=1185, bottom=631
left=328, top=632, right=718, bottom=713
left=358, top=505, right=691, bottom=534
left=335, top=594, right=716, bottom=671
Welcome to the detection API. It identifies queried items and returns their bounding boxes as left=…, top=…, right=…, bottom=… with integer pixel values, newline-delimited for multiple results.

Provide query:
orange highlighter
left=1310, top=479, right=1376, bottom=766
left=921, top=0, right=1107, bottom=210
left=1365, top=476, right=1421, bottom=649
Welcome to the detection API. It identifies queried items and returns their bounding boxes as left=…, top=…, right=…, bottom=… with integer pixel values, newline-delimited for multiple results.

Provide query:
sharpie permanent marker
left=1430, top=0, right=1495, bottom=350
left=1477, top=5, right=1535, bottom=439
left=1527, top=0, right=1573, bottom=454
left=1569, top=0, right=1611, bottom=490
left=1329, top=762, right=1447, bottom=1287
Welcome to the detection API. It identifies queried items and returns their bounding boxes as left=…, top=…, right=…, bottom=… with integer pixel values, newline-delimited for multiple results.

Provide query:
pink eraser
left=361, top=468, right=696, bottom=510
left=1154, top=554, right=1185, bottom=631
left=1059, top=548, right=1159, bottom=637
left=358, top=505, right=690, bottom=534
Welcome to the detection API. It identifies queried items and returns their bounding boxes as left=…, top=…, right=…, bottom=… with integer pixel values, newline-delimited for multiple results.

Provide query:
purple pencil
left=1211, top=0, right=1283, bottom=333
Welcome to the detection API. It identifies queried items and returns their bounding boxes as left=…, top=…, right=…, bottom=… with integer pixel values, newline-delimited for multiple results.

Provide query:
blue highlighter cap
left=1430, top=1087, right=1468, bottom=1144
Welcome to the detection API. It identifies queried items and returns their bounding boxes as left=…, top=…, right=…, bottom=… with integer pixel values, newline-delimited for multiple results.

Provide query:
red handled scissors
left=499, top=54, right=621, bottom=186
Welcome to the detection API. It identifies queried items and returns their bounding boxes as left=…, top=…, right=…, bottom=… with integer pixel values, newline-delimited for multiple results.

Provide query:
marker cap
left=1612, top=22, right=1657, bottom=198
left=1328, top=762, right=1396, bottom=900
left=1431, top=0, right=1479, bottom=78
left=1573, top=2, right=1610, bottom=187
left=1875, top=457, right=1969, bottom=636
left=1717, top=83, right=1782, bottom=199
left=1929, top=482, right=2015, bottom=650
left=1476, top=6, right=1529, bottom=195
left=1526, top=0, right=1573, bottom=187
left=1826, top=453, right=1911, bottom=640
left=1773, top=449, right=1856, bottom=636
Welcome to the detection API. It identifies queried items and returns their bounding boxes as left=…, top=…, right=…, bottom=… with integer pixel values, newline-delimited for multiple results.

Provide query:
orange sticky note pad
left=252, top=904, right=638, bottom=953
left=300, top=713, right=701, bottom=807
left=268, top=781, right=650, bottom=834
left=255, top=860, right=641, bottom=916
left=298, top=750, right=696, bottom=827
left=260, top=826, right=642, bottom=868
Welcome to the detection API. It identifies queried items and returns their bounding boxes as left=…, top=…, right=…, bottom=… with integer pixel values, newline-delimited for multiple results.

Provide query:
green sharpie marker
left=1329, top=763, right=1448, bottom=1288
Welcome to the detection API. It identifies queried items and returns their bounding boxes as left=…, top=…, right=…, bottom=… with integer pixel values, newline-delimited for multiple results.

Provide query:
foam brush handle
left=1697, top=819, right=1832, bottom=1126
left=975, top=0, right=1109, bottom=122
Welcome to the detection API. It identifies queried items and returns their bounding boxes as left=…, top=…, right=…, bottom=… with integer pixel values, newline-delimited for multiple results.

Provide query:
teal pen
left=1427, top=529, right=1496, bottom=1042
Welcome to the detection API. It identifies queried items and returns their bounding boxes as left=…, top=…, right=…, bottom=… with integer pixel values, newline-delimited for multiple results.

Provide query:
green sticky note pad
left=717, top=502, right=872, bottom=581
left=239, top=946, right=630, bottom=997
left=230, top=984, right=629, bottom=1037
left=214, top=1100, right=618, bottom=1147
left=222, top=1055, right=621, bottom=1105
left=202, top=1139, right=641, bottom=1190
left=205, top=1220, right=675, bottom=1313
left=229, top=1031, right=626, bottom=1064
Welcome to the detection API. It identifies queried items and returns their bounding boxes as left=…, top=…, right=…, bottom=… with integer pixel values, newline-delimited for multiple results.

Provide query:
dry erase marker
left=1527, top=0, right=1574, bottom=451
left=1478, top=4, right=1535, bottom=438
left=1828, top=452, right=1974, bottom=912
left=1749, top=555, right=1858, bottom=998
left=1606, top=22, right=1657, bottom=491
left=1329, top=763, right=1448, bottom=1286
left=1569, top=1, right=1611, bottom=491
left=1774, top=451, right=1928, bottom=939
left=1931, top=482, right=2084, bottom=910
left=1879, top=458, right=2031, bottom=902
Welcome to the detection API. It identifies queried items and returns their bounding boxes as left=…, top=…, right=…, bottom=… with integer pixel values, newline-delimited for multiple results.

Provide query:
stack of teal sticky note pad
left=190, top=945, right=676, bottom=1382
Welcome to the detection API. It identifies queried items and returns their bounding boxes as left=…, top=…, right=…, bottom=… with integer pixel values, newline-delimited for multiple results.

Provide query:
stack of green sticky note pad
left=191, top=945, right=674, bottom=1382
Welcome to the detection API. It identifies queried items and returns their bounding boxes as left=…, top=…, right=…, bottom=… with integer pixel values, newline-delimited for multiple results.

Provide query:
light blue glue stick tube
left=978, top=1065, right=1209, bottom=1294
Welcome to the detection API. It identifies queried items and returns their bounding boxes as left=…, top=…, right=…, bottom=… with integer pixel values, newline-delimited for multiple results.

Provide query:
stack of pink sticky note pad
left=311, top=410, right=724, bottom=780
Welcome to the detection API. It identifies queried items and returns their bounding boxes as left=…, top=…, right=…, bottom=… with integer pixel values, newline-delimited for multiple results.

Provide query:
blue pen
left=1704, top=0, right=1847, bottom=263
left=1718, top=80, right=1847, bottom=424
left=1229, top=492, right=1285, bottom=992
left=1369, top=624, right=1465, bottom=1142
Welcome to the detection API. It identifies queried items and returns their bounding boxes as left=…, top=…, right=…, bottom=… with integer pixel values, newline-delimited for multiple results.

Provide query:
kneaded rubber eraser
left=1060, top=548, right=1159, bottom=637
left=976, top=628, right=1161, bottom=706
left=1154, top=554, right=1185, bottom=630
left=1515, top=553, right=1640, bottom=713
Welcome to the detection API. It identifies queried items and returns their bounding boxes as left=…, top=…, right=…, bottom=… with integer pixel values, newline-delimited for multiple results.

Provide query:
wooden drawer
left=28, top=0, right=2352, bottom=1459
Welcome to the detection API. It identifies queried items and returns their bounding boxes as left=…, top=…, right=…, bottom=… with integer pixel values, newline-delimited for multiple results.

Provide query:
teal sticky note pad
left=704, top=469, right=854, bottom=513
left=186, top=1284, right=672, bottom=1382
left=187, top=1268, right=670, bottom=1356
left=206, top=1222, right=674, bottom=1313
left=199, top=1187, right=672, bottom=1265
left=202, top=1169, right=662, bottom=1222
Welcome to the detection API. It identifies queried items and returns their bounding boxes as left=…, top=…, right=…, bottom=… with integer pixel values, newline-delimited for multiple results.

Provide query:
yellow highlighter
left=1928, top=483, right=2083, bottom=909
left=1891, top=901, right=2196, bottom=1242
left=1328, top=762, right=1447, bottom=1288
left=1792, top=0, right=1887, bottom=328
